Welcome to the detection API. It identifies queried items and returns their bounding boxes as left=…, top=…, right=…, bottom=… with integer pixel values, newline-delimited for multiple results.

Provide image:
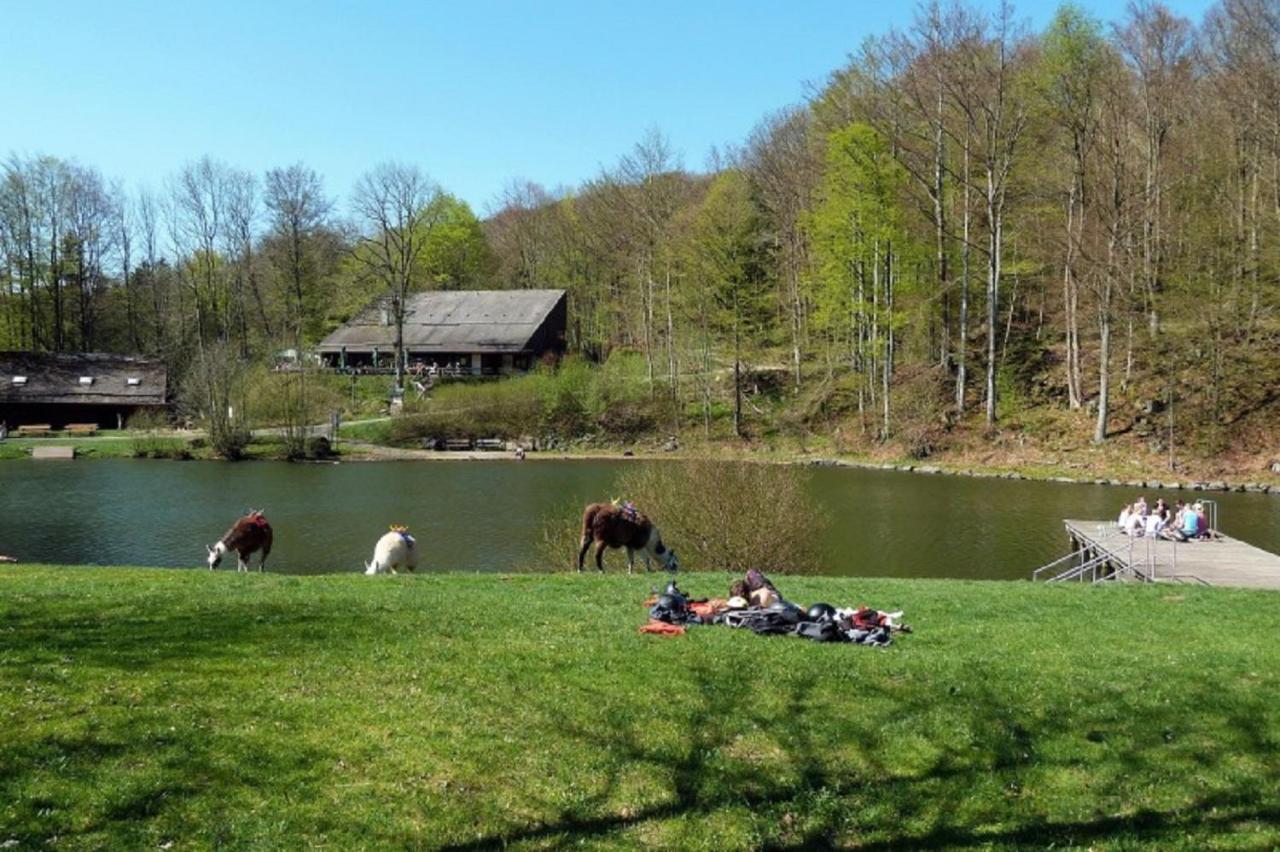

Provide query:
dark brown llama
left=207, top=510, right=273, bottom=572
left=577, top=502, right=678, bottom=574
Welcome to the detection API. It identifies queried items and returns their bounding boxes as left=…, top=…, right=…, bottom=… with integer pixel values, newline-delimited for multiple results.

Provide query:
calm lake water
left=1, top=459, right=1277, bottom=580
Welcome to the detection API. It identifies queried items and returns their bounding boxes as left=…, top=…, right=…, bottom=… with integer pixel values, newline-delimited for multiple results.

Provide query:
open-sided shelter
left=1, top=351, right=168, bottom=429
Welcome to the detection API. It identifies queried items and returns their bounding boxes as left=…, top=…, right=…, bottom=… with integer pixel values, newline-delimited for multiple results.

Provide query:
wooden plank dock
left=1032, top=520, right=1280, bottom=590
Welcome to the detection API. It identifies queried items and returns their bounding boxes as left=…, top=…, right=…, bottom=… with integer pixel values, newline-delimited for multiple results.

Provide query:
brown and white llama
left=577, top=502, right=678, bottom=574
left=207, top=510, right=273, bottom=572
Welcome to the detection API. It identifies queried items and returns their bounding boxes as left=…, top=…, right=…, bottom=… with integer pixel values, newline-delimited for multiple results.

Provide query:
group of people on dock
left=1117, top=496, right=1212, bottom=542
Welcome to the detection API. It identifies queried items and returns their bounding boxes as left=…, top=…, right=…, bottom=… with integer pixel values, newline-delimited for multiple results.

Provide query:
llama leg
left=594, top=540, right=607, bottom=572
left=577, top=535, right=592, bottom=573
left=626, top=548, right=635, bottom=575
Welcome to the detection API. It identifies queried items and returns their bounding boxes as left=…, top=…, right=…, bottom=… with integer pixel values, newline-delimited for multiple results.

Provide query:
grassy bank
left=2, top=567, right=1279, bottom=849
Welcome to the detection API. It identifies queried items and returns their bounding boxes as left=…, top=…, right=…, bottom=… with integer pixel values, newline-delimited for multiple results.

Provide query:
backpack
left=793, top=621, right=843, bottom=642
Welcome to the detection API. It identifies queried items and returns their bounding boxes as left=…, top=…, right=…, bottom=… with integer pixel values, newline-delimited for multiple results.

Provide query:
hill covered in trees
left=3, top=0, right=1278, bottom=477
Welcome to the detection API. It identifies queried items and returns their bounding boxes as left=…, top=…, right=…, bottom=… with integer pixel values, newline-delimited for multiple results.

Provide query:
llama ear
left=206, top=544, right=214, bottom=555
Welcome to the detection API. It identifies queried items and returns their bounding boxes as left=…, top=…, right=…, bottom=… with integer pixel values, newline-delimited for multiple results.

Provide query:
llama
left=577, top=502, right=678, bottom=574
left=365, top=527, right=418, bottom=575
left=207, top=510, right=273, bottom=572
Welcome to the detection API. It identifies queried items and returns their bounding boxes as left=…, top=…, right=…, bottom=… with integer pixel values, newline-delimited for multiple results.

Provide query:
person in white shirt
left=1118, top=503, right=1133, bottom=533
left=1144, top=512, right=1164, bottom=537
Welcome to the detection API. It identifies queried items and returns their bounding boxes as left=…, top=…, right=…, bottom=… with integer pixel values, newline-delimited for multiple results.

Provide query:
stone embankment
left=801, top=457, right=1277, bottom=494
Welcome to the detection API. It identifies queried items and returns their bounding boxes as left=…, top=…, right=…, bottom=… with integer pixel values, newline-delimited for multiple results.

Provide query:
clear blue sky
left=2, top=0, right=1215, bottom=214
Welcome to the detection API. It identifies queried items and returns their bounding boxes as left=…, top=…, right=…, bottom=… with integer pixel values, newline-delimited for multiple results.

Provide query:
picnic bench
left=474, top=438, right=505, bottom=452
left=16, top=424, right=52, bottom=437
left=444, top=438, right=474, bottom=452
left=65, top=423, right=99, bottom=436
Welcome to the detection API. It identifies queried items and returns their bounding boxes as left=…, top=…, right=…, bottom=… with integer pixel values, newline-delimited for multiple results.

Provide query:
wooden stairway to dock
left=1032, top=520, right=1280, bottom=591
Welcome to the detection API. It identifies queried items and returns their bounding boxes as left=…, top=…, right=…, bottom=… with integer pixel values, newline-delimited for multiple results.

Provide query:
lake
left=1, top=459, right=1277, bottom=579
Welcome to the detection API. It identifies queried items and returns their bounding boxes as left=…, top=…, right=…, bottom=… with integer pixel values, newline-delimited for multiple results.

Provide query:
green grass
left=2, top=567, right=1279, bottom=849
left=0, top=436, right=140, bottom=460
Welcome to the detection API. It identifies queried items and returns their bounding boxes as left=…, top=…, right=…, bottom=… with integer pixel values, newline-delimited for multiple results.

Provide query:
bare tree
left=746, top=106, right=820, bottom=388
left=351, top=162, right=441, bottom=388
left=947, top=1, right=1030, bottom=425
left=264, top=163, right=331, bottom=341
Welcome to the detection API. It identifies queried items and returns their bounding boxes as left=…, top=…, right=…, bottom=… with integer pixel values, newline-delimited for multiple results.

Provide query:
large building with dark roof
left=317, top=289, right=567, bottom=375
left=0, top=352, right=168, bottom=429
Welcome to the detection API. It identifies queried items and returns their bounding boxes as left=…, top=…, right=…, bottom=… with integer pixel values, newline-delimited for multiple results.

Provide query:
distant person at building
left=0, top=420, right=7, bottom=441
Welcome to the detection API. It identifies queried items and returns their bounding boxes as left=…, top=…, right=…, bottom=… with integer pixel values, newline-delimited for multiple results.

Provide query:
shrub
left=305, top=436, right=333, bottom=459
left=128, top=410, right=191, bottom=459
left=533, top=460, right=826, bottom=575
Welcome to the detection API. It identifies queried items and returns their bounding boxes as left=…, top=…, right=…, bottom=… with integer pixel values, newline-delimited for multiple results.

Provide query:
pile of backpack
left=645, top=572, right=910, bottom=647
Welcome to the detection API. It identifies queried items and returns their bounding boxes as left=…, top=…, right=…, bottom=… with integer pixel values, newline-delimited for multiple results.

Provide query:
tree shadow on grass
left=438, top=656, right=1280, bottom=850
left=0, top=601, right=335, bottom=672
left=0, top=712, right=339, bottom=847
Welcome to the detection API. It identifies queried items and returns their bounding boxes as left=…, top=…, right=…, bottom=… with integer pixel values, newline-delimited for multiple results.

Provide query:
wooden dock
left=1033, top=520, right=1280, bottom=591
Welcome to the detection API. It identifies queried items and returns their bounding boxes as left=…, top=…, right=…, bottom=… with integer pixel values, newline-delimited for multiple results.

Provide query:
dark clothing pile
left=644, top=573, right=907, bottom=647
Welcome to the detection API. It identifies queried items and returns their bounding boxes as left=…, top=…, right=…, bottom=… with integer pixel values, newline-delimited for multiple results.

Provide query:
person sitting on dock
left=1144, top=510, right=1165, bottom=538
left=1118, top=503, right=1134, bottom=533
left=1179, top=502, right=1201, bottom=540
left=1193, top=502, right=1213, bottom=540
left=1126, top=503, right=1148, bottom=537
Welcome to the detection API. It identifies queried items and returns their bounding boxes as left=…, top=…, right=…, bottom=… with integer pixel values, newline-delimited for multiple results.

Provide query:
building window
left=11, top=376, right=27, bottom=386
left=126, top=377, right=141, bottom=386
left=79, top=376, right=94, bottom=386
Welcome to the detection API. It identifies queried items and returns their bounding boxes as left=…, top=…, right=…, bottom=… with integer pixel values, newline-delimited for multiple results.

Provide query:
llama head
left=206, top=542, right=225, bottom=569
left=649, top=530, right=678, bottom=572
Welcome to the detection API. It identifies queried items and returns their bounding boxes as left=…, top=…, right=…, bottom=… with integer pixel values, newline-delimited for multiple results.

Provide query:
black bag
left=722, top=609, right=793, bottom=635
left=793, top=621, right=843, bottom=642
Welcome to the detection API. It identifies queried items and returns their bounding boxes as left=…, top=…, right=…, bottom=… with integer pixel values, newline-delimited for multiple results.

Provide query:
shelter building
left=0, top=352, right=168, bottom=429
left=317, top=289, right=567, bottom=375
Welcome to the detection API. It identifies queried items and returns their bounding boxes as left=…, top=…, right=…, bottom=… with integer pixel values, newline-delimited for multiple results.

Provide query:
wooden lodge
left=317, top=289, right=568, bottom=376
left=0, top=351, right=168, bottom=430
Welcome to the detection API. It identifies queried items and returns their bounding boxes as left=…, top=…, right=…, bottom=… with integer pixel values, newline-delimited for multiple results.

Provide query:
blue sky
left=2, top=0, right=1216, bottom=214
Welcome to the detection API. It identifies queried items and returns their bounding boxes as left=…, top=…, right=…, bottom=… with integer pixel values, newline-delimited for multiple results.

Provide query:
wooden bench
left=16, top=424, right=52, bottom=437
left=65, top=423, right=99, bottom=436
left=444, top=438, right=473, bottom=452
left=474, top=438, right=505, bottom=452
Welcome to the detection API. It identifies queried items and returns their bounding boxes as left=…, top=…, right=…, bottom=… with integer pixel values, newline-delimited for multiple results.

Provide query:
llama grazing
left=365, top=528, right=418, bottom=575
left=207, top=510, right=273, bottom=572
left=577, top=502, right=678, bottom=574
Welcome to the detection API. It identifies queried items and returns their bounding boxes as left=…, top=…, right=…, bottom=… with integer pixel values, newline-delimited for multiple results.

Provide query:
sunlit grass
left=2, top=566, right=1279, bottom=848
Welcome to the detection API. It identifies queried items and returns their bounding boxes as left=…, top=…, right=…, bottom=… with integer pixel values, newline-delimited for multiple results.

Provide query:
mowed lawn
left=2, top=567, right=1279, bottom=850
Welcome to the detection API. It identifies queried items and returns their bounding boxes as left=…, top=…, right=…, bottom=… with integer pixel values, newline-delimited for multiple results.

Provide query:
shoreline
left=4, top=434, right=1277, bottom=494
left=325, top=440, right=1280, bottom=494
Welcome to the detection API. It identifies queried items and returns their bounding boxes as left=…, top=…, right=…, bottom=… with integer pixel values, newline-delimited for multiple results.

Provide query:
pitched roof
left=318, top=289, right=566, bottom=354
left=0, top=352, right=167, bottom=406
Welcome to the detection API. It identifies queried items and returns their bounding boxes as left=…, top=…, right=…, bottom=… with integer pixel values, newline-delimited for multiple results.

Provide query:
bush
left=305, top=436, right=333, bottom=459
left=534, top=460, right=827, bottom=574
left=128, top=410, right=191, bottom=459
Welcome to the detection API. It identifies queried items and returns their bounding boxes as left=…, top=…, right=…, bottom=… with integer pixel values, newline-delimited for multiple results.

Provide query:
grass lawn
left=2, top=567, right=1279, bottom=849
